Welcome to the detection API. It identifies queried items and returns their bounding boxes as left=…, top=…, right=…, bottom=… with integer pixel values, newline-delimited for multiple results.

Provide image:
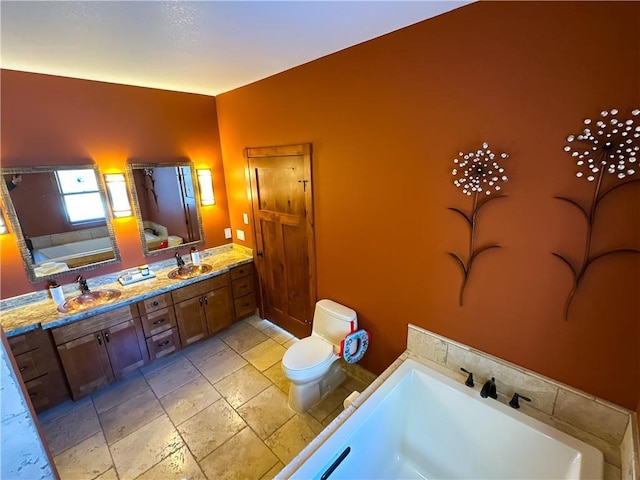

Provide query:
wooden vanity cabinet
left=8, top=328, right=70, bottom=412
left=172, top=273, right=233, bottom=348
left=52, top=305, right=148, bottom=400
left=137, top=293, right=181, bottom=361
left=230, top=264, right=257, bottom=320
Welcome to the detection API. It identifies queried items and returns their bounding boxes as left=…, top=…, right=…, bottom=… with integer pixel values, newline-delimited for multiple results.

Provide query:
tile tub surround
left=407, top=324, right=639, bottom=480
left=36, top=316, right=372, bottom=480
left=0, top=244, right=252, bottom=336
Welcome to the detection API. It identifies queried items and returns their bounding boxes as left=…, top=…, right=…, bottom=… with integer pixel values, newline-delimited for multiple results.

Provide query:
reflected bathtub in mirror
left=0, top=164, right=121, bottom=282
left=126, top=160, right=204, bottom=256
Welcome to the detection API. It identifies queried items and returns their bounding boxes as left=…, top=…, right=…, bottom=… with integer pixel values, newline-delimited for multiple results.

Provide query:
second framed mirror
left=126, top=159, right=204, bottom=255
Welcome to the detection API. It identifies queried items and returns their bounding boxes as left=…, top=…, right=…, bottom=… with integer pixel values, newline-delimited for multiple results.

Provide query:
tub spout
left=480, top=377, right=497, bottom=399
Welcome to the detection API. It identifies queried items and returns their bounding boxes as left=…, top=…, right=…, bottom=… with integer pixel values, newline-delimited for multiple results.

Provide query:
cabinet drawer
left=140, top=307, right=176, bottom=338
left=14, top=349, right=47, bottom=382
left=171, top=274, right=229, bottom=303
left=138, top=293, right=173, bottom=316
left=230, top=263, right=254, bottom=281
left=146, top=328, right=181, bottom=361
left=234, top=294, right=257, bottom=320
left=8, top=328, right=46, bottom=356
left=52, top=305, right=136, bottom=345
left=232, top=275, right=255, bottom=298
left=24, top=376, right=50, bottom=413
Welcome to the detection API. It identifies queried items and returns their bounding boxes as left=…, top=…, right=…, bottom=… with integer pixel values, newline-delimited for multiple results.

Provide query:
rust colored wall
left=217, top=2, right=640, bottom=409
left=0, top=70, right=230, bottom=298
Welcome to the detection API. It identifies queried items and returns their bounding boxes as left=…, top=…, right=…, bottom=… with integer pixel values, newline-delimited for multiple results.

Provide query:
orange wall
left=217, top=2, right=640, bottom=409
left=0, top=70, right=230, bottom=298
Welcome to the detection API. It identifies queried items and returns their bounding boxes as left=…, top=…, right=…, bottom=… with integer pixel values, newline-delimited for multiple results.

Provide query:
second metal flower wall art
left=449, top=142, right=510, bottom=306
left=554, top=108, right=640, bottom=320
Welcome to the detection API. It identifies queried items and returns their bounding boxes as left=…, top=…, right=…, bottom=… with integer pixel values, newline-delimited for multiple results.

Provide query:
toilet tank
left=312, top=299, right=357, bottom=346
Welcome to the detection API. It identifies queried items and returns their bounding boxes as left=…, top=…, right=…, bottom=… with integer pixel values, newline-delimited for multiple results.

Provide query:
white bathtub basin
left=289, top=358, right=603, bottom=479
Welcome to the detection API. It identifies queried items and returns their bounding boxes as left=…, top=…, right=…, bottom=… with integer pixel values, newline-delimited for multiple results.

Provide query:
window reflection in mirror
left=127, top=161, right=204, bottom=255
left=1, top=165, right=120, bottom=281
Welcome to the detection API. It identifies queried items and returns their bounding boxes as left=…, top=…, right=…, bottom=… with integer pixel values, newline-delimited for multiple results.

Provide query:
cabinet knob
left=152, top=301, right=159, bottom=307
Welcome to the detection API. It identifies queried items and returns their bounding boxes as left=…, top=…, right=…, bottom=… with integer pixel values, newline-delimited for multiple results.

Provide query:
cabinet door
left=174, top=296, right=209, bottom=347
left=57, top=332, right=113, bottom=400
left=104, top=318, right=148, bottom=379
left=204, top=287, right=233, bottom=336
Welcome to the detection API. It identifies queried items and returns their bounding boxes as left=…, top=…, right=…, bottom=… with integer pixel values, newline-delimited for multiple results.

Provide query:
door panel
left=247, top=144, right=315, bottom=338
left=57, top=333, right=113, bottom=400
left=104, top=318, right=148, bottom=379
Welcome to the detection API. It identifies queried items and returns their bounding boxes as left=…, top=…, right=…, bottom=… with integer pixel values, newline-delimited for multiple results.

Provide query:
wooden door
left=246, top=144, right=316, bottom=338
left=174, top=296, right=209, bottom=347
left=104, top=318, right=148, bottom=379
left=204, top=287, right=233, bottom=336
left=57, top=332, right=113, bottom=400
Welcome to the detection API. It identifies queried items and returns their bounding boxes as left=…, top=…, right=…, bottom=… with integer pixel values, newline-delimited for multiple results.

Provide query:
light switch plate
left=236, top=229, right=245, bottom=241
left=224, top=228, right=232, bottom=239
left=243, top=213, right=249, bottom=224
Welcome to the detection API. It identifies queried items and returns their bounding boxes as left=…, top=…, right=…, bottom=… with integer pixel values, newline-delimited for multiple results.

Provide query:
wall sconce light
left=103, top=173, right=132, bottom=218
left=0, top=208, right=8, bottom=235
left=197, top=169, right=215, bottom=206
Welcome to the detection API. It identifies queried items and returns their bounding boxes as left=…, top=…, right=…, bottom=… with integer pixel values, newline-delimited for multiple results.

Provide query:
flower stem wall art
left=449, top=142, right=510, bottom=306
left=554, top=108, right=640, bottom=320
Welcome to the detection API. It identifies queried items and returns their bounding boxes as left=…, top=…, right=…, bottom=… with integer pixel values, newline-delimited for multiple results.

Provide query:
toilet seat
left=282, top=336, right=336, bottom=382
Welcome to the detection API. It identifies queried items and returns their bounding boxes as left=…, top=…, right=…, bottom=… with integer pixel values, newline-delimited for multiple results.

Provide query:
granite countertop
left=0, top=248, right=253, bottom=337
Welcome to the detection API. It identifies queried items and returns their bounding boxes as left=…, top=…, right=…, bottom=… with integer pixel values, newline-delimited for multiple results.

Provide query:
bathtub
left=288, top=358, right=603, bottom=479
left=34, top=237, right=113, bottom=267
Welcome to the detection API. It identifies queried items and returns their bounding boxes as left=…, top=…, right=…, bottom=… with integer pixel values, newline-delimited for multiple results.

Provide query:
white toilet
left=282, top=299, right=357, bottom=413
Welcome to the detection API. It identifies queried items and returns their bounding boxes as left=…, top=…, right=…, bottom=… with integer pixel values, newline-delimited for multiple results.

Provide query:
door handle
left=104, top=332, right=110, bottom=343
left=204, top=297, right=208, bottom=305
left=97, top=333, right=103, bottom=345
left=19, top=366, right=27, bottom=372
left=257, top=252, right=263, bottom=257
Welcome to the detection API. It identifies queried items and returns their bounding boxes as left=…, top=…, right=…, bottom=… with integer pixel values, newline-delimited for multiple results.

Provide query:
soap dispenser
left=49, top=280, right=65, bottom=306
left=190, top=247, right=201, bottom=265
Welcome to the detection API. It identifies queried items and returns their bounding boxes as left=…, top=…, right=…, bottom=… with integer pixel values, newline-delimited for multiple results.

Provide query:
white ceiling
left=0, top=1, right=471, bottom=96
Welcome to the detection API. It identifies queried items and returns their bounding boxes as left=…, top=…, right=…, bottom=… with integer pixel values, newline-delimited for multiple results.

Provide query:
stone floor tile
left=308, top=386, right=350, bottom=423
left=242, top=339, right=286, bottom=372
left=237, top=385, right=295, bottom=440
left=135, top=445, right=206, bottom=480
left=143, top=355, right=201, bottom=398
left=216, top=320, right=251, bottom=339
left=282, top=338, right=297, bottom=349
left=260, top=462, right=285, bottom=480
left=110, top=415, right=183, bottom=480
left=99, top=389, right=164, bottom=445
left=262, top=325, right=295, bottom=345
left=215, top=364, right=272, bottom=408
left=264, top=415, right=322, bottom=465
left=92, top=371, right=149, bottom=414
left=94, top=467, right=118, bottom=480
left=245, top=315, right=272, bottom=331
left=342, top=374, right=371, bottom=393
left=183, top=337, right=229, bottom=366
left=37, top=396, right=94, bottom=425
left=199, top=427, right=279, bottom=480
left=53, top=431, right=112, bottom=480
left=322, top=404, right=344, bottom=427
left=159, top=376, right=221, bottom=426
left=223, top=325, right=269, bottom=353
left=139, top=352, right=186, bottom=376
left=177, top=399, right=246, bottom=460
left=196, top=348, right=247, bottom=384
left=41, top=401, right=102, bottom=456
left=263, top=362, right=289, bottom=394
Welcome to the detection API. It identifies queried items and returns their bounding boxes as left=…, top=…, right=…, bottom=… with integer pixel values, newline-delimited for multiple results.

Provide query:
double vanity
left=1, top=246, right=256, bottom=412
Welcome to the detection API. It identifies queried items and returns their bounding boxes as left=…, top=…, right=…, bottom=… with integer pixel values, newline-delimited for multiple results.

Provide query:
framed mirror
left=0, top=164, right=121, bottom=282
left=126, top=159, right=204, bottom=256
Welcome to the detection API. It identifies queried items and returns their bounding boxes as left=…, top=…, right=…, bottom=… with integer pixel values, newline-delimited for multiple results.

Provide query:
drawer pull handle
left=19, top=366, right=27, bottom=372
left=158, top=341, right=171, bottom=347
left=152, top=318, right=166, bottom=325
left=152, top=301, right=159, bottom=307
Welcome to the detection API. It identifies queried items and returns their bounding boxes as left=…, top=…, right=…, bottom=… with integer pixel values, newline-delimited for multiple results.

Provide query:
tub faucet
left=460, top=368, right=474, bottom=388
left=76, top=275, right=90, bottom=294
left=509, top=392, right=531, bottom=409
left=480, top=377, right=497, bottom=399
left=175, top=252, right=186, bottom=270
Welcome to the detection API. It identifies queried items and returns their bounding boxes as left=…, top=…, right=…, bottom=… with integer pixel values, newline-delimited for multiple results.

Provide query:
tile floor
left=38, top=315, right=371, bottom=480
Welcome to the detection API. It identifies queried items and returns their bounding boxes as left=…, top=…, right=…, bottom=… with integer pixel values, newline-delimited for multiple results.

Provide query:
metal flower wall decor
left=554, top=108, right=640, bottom=320
left=449, top=142, right=510, bottom=305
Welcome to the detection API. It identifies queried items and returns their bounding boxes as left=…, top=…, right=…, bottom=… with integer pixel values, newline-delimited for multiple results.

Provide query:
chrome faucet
left=175, top=252, right=186, bottom=270
left=480, top=377, right=497, bottom=399
left=76, top=275, right=90, bottom=294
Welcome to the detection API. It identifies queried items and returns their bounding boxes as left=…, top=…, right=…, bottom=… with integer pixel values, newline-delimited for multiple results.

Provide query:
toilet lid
left=283, top=336, right=333, bottom=370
